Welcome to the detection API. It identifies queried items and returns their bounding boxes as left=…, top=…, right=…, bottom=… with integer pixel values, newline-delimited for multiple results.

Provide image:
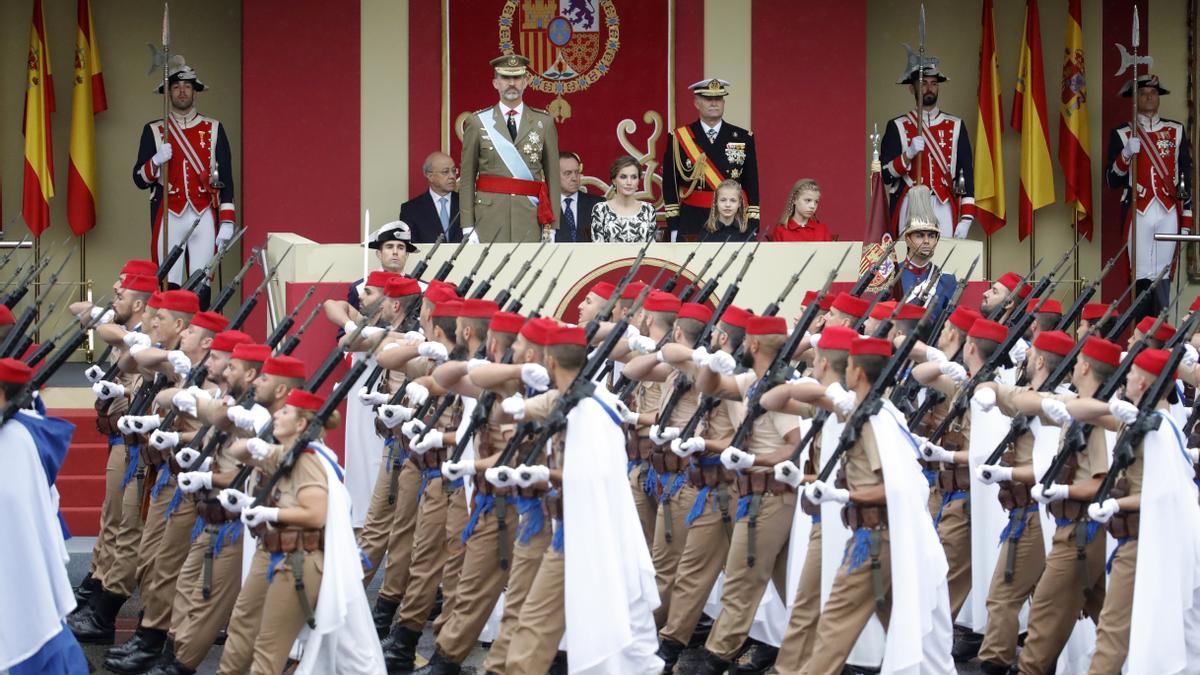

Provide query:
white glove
left=649, top=425, right=679, bottom=445
left=1123, top=137, right=1141, bottom=159
left=441, top=459, right=476, bottom=481
left=924, top=347, right=948, bottom=364
left=177, top=471, right=212, bottom=494
left=418, top=341, right=449, bottom=363
left=403, top=330, right=425, bottom=344
left=972, top=387, right=997, bottom=412
left=405, top=382, right=430, bottom=406
left=485, top=465, right=517, bottom=488
left=808, top=332, right=822, bottom=349
left=412, top=429, right=444, bottom=454
left=671, top=436, right=706, bottom=458
left=241, top=505, right=280, bottom=528
left=691, top=346, right=713, bottom=369
left=708, top=350, right=737, bottom=375
left=976, top=464, right=1013, bottom=485
left=1031, top=483, right=1070, bottom=505
left=357, top=387, right=390, bottom=406
left=920, top=439, right=957, bottom=464
left=84, top=364, right=105, bottom=384
left=720, top=446, right=756, bottom=471
left=953, top=218, right=973, bottom=240
left=123, top=332, right=151, bottom=349
left=1108, top=398, right=1139, bottom=425
left=93, top=380, right=125, bottom=400
left=1040, top=398, right=1073, bottom=426
left=938, top=361, right=969, bottom=385
left=185, top=385, right=212, bottom=401
left=1088, top=498, right=1120, bottom=524
left=804, top=480, right=850, bottom=504
left=825, top=382, right=857, bottom=416
left=89, top=306, right=115, bottom=325
left=152, top=143, right=173, bottom=166
left=117, top=416, right=136, bottom=435
left=218, top=488, right=254, bottom=514
left=462, top=227, right=481, bottom=244
left=501, top=393, right=526, bottom=420
left=196, top=456, right=213, bottom=473
left=173, top=444, right=200, bottom=468
left=246, top=438, right=272, bottom=461
left=1054, top=383, right=1074, bottom=396
left=520, top=363, right=551, bottom=392
left=130, top=415, right=161, bottom=433
left=358, top=325, right=385, bottom=340
left=401, top=419, right=426, bottom=440
left=623, top=325, right=641, bottom=341
left=149, top=429, right=180, bottom=451
left=1184, top=344, right=1199, bottom=371
left=467, top=358, right=490, bottom=373
left=904, top=136, right=926, bottom=159
left=215, top=222, right=234, bottom=250
left=378, top=404, right=414, bottom=428
left=172, top=390, right=198, bottom=417
left=166, top=350, right=192, bottom=376
left=613, top=400, right=640, bottom=425
left=628, top=335, right=657, bottom=354
left=227, top=405, right=257, bottom=431
left=1009, top=340, right=1029, bottom=366
left=343, top=320, right=359, bottom=335
left=773, top=460, right=803, bottom=488
left=515, top=464, right=551, bottom=489
left=128, top=343, right=150, bottom=357
left=1189, top=447, right=1200, bottom=464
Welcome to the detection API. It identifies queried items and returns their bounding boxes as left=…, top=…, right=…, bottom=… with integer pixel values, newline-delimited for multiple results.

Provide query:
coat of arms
left=499, top=0, right=620, bottom=122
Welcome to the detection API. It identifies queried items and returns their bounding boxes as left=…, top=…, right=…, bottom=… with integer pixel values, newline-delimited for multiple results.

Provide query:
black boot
left=979, top=661, right=1011, bottom=675
left=428, top=587, right=444, bottom=622
left=734, top=643, right=778, bottom=674
left=104, top=627, right=167, bottom=674
left=547, top=650, right=568, bottom=675
left=373, top=596, right=401, bottom=638
left=104, top=626, right=155, bottom=660
left=68, top=589, right=128, bottom=644
left=412, top=649, right=462, bottom=675
left=382, top=624, right=422, bottom=673
left=694, top=649, right=731, bottom=675
left=688, top=614, right=715, bottom=648
left=74, top=572, right=101, bottom=606
left=144, top=657, right=195, bottom=675
left=657, top=638, right=685, bottom=673
left=952, top=630, right=984, bottom=662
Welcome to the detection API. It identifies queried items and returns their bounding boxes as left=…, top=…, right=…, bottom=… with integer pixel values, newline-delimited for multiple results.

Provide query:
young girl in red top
left=766, top=178, right=832, bottom=242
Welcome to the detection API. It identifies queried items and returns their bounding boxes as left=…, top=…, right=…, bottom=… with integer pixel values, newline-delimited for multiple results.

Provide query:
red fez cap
left=231, top=343, right=271, bottom=363
left=1081, top=303, right=1109, bottom=322
left=621, top=281, right=648, bottom=300
left=968, top=318, right=1007, bottom=343
left=1033, top=298, right=1063, bottom=314
left=1136, top=316, right=1176, bottom=343
left=210, top=330, right=253, bottom=353
left=264, top=355, right=306, bottom=379
left=547, top=325, right=586, bottom=346
left=948, top=307, right=981, bottom=333
left=190, top=311, right=229, bottom=333
left=895, top=303, right=926, bottom=322
left=590, top=281, right=616, bottom=300
left=719, top=305, right=752, bottom=329
left=121, top=260, right=157, bottom=278
left=431, top=300, right=463, bottom=318
left=520, top=317, right=560, bottom=346
left=1032, top=330, right=1074, bottom=357
left=644, top=291, right=682, bottom=313
left=365, top=270, right=399, bottom=289
left=147, top=291, right=165, bottom=309
left=1190, top=296, right=1200, bottom=312
left=850, top=336, right=892, bottom=357
left=678, top=303, right=712, bottom=323
left=285, top=389, right=324, bottom=412
left=0, top=357, right=33, bottom=385
left=158, top=290, right=200, bottom=314
left=489, top=311, right=524, bottom=334
left=802, top=290, right=819, bottom=307
left=832, top=292, right=869, bottom=318
left=819, top=326, right=858, bottom=351
left=747, top=316, right=787, bottom=336
left=121, top=274, right=158, bottom=294
left=1134, top=348, right=1174, bottom=379
left=425, top=280, right=459, bottom=304
left=0, top=306, right=12, bottom=326
left=1082, top=336, right=1121, bottom=368
left=385, top=276, right=420, bottom=298
left=997, top=272, right=1032, bottom=299
left=870, top=301, right=896, bottom=321
left=460, top=299, right=500, bottom=319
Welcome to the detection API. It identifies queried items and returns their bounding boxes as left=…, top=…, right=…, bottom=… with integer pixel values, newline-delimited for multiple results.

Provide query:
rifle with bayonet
left=662, top=242, right=702, bottom=295
left=277, top=301, right=326, bottom=358
left=226, top=246, right=293, bottom=330
left=2, top=252, right=51, bottom=308
left=494, top=240, right=548, bottom=310
left=155, top=216, right=203, bottom=285
left=505, top=247, right=556, bottom=315
left=0, top=249, right=74, bottom=358
left=1054, top=243, right=1126, bottom=333
left=455, top=230, right=502, bottom=297
left=431, top=232, right=473, bottom=282
left=263, top=266, right=332, bottom=350
left=0, top=233, right=29, bottom=276
left=676, top=240, right=727, bottom=302
left=529, top=252, right=571, bottom=319
left=408, top=234, right=444, bottom=281
left=852, top=239, right=898, bottom=298
left=469, top=244, right=517, bottom=300
left=181, top=225, right=247, bottom=293
left=688, top=239, right=747, bottom=305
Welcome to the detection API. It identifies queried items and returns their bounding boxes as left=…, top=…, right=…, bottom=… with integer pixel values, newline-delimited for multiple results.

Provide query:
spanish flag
left=974, top=0, right=1006, bottom=236
left=68, top=0, right=107, bottom=237
left=22, top=0, right=55, bottom=238
left=1011, top=0, right=1056, bottom=241
left=1058, top=0, right=1093, bottom=240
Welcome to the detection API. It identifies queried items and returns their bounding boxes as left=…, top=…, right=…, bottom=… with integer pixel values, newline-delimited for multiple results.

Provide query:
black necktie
left=563, top=197, right=577, bottom=242
left=507, top=112, right=518, bottom=140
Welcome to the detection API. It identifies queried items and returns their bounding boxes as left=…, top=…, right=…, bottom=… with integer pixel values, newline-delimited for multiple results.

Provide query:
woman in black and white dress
left=590, top=155, right=657, bottom=242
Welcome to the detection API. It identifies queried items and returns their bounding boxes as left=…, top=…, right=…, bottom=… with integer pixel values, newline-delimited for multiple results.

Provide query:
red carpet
left=50, top=407, right=107, bottom=536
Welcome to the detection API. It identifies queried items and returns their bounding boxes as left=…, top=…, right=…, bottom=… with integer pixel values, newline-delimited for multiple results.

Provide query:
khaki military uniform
left=628, top=379, right=664, bottom=547
left=93, top=370, right=143, bottom=597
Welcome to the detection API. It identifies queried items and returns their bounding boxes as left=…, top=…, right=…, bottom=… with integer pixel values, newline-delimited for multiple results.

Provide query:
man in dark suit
left=557, top=151, right=603, bottom=242
left=399, top=151, right=463, bottom=243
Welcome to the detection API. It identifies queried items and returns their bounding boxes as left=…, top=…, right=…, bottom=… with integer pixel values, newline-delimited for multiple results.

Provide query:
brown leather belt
left=261, top=528, right=324, bottom=553
left=544, top=491, right=563, bottom=521
left=937, top=464, right=972, bottom=493
left=687, top=459, right=734, bottom=489
left=842, top=503, right=889, bottom=529
left=1108, top=511, right=1140, bottom=539
left=477, top=479, right=514, bottom=497
left=735, top=471, right=790, bottom=497
left=412, top=446, right=448, bottom=470
left=1048, top=498, right=1087, bottom=521
left=195, top=496, right=238, bottom=523
left=649, top=449, right=690, bottom=475
left=997, top=479, right=1033, bottom=510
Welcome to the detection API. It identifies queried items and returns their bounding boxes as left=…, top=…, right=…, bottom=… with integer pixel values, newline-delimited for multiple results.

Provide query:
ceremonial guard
left=132, top=56, right=236, bottom=303
left=460, top=54, right=561, bottom=243
left=662, top=78, right=760, bottom=241
left=895, top=186, right=957, bottom=311
left=880, top=55, right=975, bottom=239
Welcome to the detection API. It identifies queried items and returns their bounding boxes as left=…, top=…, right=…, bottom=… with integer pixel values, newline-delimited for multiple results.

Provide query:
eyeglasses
left=429, top=168, right=460, bottom=177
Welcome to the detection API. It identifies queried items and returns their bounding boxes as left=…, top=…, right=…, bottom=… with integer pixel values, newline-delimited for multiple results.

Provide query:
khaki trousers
left=800, top=532, right=893, bottom=675
left=141, top=484, right=197, bottom=630
left=396, top=475, right=460, bottom=631
left=171, top=522, right=244, bottom=668
left=1018, top=522, right=1107, bottom=675
left=357, top=443, right=397, bottom=580
left=505, top=548, right=565, bottom=675
left=435, top=499, right=516, bottom=661
left=659, top=485, right=733, bottom=645
left=91, top=441, right=128, bottom=577
left=630, top=463, right=657, bottom=549
left=652, top=482, right=696, bottom=626
left=1085, top=538, right=1137, bottom=675
left=704, top=491, right=796, bottom=659
left=774, top=521, right=823, bottom=675
left=378, top=462, right=423, bottom=601
left=482, top=523, right=552, bottom=673
left=434, top=485, right=471, bottom=635
left=217, top=548, right=323, bottom=675
left=978, top=507, right=1046, bottom=665
left=99, top=463, right=145, bottom=596
left=937, top=494, right=972, bottom=617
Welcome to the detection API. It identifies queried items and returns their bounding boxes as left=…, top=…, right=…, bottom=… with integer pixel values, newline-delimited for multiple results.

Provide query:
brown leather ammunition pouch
left=842, top=503, right=889, bottom=529
left=735, top=471, right=790, bottom=497
left=937, top=464, right=972, bottom=493
left=1107, top=511, right=1140, bottom=539
left=1047, top=499, right=1087, bottom=521
left=262, top=528, right=325, bottom=553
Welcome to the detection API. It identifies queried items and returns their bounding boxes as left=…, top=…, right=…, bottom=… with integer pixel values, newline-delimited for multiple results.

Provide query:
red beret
left=895, top=303, right=926, bottom=322
left=158, top=290, right=200, bottom=314
left=948, top=307, right=981, bottom=333
left=1032, top=330, right=1074, bottom=357
left=968, top=318, right=1007, bottom=343
left=644, top=291, right=682, bottom=314
left=1190, top=296, right=1200, bottom=312
left=747, top=316, right=787, bottom=336
left=590, top=281, right=616, bottom=300
left=1134, top=348, right=1175, bottom=379
left=620, top=281, right=648, bottom=300
left=231, top=343, right=271, bottom=363
left=0, top=305, right=12, bottom=326
left=850, top=336, right=892, bottom=357
left=1033, top=298, right=1063, bottom=314
left=460, top=299, right=500, bottom=319
left=831, top=292, right=869, bottom=319
left=385, top=276, right=421, bottom=298
left=489, top=311, right=524, bottom=334
left=818, top=326, right=858, bottom=351
left=678, top=303, right=712, bottom=323
left=802, top=290, right=819, bottom=307
left=365, top=270, right=399, bottom=289
left=1081, top=336, right=1121, bottom=368
left=120, top=274, right=158, bottom=294
left=547, top=325, right=586, bottom=346
left=1136, top=316, right=1176, bottom=343
left=210, top=330, right=253, bottom=353
left=997, top=272, right=1032, bottom=299
left=190, top=311, right=229, bottom=333
left=147, top=291, right=165, bottom=309
left=520, top=317, right=560, bottom=346
left=1081, top=303, right=1109, bottom=322
left=424, top=280, right=459, bottom=304
left=719, top=305, right=752, bottom=329
left=870, top=301, right=896, bottom=321
left=264, top=355, right=306, bottom=380
left=285, top=389, right=324, bottom=412
left=431, top=300, right=463, bottom=318
left=0, top=357, right=33, bottom=385
left=121, top=260, right=157, bottom=278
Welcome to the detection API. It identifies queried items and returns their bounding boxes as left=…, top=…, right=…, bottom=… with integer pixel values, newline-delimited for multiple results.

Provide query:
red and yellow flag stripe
left=68, top=0, right=108, bottom=236
left=22, top=0, right=55, bottom=238
left=1011, top=0, right=1056, bottom=242
left=974, top=0, right=1006, bottom=236
left=1058, top=0, right=1093, bottom=239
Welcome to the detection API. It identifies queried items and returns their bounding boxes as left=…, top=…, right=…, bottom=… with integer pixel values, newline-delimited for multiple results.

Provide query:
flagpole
left=81, top=232, right=92, bottom=361
left=985, top=234, right=993, bottom=280
left=33, top=235, right=41, bottom=346
left=1029, top=217, right=1036, bottom=282
left=1072, top=211, right=1082, bottom=303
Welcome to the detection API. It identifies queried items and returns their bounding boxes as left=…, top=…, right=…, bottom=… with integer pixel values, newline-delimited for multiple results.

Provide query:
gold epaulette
left=527, top=106, right=549, bottom=115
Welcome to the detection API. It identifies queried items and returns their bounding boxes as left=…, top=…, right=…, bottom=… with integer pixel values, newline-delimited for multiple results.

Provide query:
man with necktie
left=557, top=151, right=602, bottom=242
left=400, top=151, right=463, bottom=243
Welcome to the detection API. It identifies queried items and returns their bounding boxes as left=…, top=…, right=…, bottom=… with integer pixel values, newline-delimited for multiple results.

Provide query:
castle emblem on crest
left=499, top=0, right=620, bottom=122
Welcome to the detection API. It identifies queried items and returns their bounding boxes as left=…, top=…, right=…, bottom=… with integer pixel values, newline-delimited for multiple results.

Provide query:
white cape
left=563, top=389, right=663, bottom=674
left=345, top=353, right=388, bottom=527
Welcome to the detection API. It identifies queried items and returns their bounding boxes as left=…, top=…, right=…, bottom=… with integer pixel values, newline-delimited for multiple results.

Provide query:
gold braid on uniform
left=671, top=133, right=708, bottom=201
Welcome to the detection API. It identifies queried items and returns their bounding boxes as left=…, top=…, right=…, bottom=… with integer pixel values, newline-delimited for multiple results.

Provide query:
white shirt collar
left=429, top=187, right=451, bottom=203
left=1137, top=113, right=1162, bottom=130
left=920, top=107, right=941, bottom=123
left=701, top=120, right=722, bottom=138
left=500, top=102, right=524, bottom=119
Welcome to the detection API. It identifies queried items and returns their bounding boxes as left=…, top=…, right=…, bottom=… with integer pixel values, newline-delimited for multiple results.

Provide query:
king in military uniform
left=662, top=78, right=760, bottom=242
left=460, top=54, right=562, bottom=243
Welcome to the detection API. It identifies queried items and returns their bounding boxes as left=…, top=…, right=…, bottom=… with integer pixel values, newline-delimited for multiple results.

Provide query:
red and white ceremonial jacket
left=1107, top=115, right=1193, bottom=224
left=880, top=108, right=975, bottom=222
left=133, top=111, right=236, bottom=225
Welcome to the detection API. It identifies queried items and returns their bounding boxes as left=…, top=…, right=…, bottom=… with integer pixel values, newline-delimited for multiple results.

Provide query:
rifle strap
left=716, top=486, right=733, bottom=538
left=746, top=493, right=763, bottom=568
left=870, top=529, right=885, bottom=610
left=1074, top=519, right=1090, bottom=593
left=496, top=503, right=510, bottom=572
left=202, top=524, right=217, bottom=600
left=288, top=550, right=317, bottom=629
